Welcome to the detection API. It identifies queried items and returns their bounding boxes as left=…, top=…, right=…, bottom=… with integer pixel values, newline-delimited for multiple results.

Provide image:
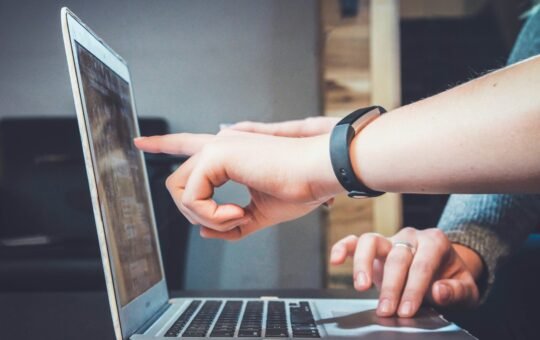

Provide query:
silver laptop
left=61, top=7, right=475, bottom=340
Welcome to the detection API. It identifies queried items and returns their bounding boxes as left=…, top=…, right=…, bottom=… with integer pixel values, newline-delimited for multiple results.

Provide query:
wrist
left=306, top=134, right=345, bottom=200
left=349, top=122, right=381, bottom=193
left=453, top=243, right=485, bottom=282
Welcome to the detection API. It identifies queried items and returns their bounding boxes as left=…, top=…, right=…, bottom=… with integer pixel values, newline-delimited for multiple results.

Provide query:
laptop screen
left=76, top=43, right=163, bottom=306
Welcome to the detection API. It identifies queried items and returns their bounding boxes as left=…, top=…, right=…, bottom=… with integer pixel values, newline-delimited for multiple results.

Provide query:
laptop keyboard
left=164, top=300, right=320, bottom=338
left=238, top=301, right=263, bottom=337
left=183, top=301, right=223, bottom=337
left=290, top=302, right=319, bottom=338
left=211, top=301, right=243, bottom=337
left=164, top=300, right=202, bottom=337
left=265, top=301, right=288, bottom=337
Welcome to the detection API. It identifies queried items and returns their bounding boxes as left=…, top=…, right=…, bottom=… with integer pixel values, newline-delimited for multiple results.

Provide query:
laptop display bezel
left=61, top=7, right=169, bottom=339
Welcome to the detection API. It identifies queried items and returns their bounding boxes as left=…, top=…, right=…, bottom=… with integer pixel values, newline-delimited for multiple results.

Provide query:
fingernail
left=134, top=136, right=146, bottom=141
left=438, top=283, right=450, bottom=302
left=331, top=246, right=342, bottom=255
left=399, top=301, right=412, bottom=316
left=357, top=271, right=367, bottom=287
left=378, top=299, right=391, bottom=314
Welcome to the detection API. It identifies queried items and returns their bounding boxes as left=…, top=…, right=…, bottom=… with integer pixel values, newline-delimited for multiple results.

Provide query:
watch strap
left=329, top=106, right=386, bottom=198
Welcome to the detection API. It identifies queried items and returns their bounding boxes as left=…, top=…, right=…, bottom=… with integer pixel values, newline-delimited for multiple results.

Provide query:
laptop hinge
left=134, top=302, right=171, bottom=335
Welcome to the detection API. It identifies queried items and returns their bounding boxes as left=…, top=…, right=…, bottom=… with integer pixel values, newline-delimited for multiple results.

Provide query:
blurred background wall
left=0, top=0, right=324, bottom=289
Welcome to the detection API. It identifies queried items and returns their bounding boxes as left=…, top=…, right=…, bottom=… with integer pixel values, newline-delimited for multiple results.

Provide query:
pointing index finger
left=134, top=133, right=215, bottom=155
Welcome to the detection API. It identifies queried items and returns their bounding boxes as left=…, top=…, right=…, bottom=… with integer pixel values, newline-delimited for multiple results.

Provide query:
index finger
left=134, top=133, right=215, bottom=155
left=229, top=120, right=308, bottom=136
left=353, top=233, right=392, bottom=290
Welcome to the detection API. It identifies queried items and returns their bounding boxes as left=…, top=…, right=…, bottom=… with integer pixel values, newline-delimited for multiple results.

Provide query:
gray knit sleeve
left=438, top=194, right=540, bottom=300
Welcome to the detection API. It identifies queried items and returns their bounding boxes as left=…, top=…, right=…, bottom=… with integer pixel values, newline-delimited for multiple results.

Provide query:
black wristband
left=329, top=106, right=386, bottom=198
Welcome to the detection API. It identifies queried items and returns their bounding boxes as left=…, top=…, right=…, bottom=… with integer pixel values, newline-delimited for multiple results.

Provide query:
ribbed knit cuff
left=444, top=225, right=511, bottom=303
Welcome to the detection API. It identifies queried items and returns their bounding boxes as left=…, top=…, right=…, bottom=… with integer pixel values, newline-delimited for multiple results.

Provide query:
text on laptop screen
left=76, top=43, right=162, bottom=306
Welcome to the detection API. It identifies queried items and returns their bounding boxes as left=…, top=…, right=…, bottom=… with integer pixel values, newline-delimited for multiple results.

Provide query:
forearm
left=352, top=55, right=540, bottom=194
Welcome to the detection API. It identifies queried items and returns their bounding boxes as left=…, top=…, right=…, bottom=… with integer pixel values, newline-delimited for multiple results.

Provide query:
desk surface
left=0, top=289, right=466, bottom=340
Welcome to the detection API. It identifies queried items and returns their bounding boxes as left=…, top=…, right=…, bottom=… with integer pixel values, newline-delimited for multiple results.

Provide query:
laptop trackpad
left=314, top=299, right=471, bottom=339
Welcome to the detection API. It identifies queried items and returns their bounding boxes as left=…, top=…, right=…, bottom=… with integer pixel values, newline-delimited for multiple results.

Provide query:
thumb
left=430, top=278, right=478, bottom=307
left=134, top=133, right=214, bottom=155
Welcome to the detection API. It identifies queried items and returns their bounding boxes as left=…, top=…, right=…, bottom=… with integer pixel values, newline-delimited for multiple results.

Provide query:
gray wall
left=0, top=0, right=324, bottom=289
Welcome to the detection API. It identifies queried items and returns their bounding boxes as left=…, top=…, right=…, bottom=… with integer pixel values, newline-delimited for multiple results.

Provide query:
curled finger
left=353, top=233, right=392, bottom=292
left=330, top=235, right=359, bottom=265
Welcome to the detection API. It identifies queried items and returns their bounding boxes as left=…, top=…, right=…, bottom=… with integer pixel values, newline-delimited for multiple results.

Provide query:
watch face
left=351, top=107, right=382, bottom=133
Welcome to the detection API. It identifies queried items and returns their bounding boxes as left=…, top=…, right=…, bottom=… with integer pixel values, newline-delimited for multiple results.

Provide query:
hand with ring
left=330, top=227, right=484, bottom=318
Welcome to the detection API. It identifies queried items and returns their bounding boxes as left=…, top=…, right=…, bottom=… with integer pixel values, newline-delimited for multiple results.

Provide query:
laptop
left=61, top=7, right=476, bottom=340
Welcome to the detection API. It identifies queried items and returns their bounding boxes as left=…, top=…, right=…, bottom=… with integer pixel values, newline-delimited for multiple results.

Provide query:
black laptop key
left=265, top=329, right=289, bottom=337
left=293, top=332, right=320, bottom=338
left=211, top=330, right=235, bottom=337
left=164, top=300, right=202, bottom=337
left=209, top=301, right=242, bottom=337
left=290, top=301, right=320, bottom=338
left=238, top=329, right=261, bottom=337
left=265, top=301, right=289, bottom=338
left=238, top=301, right=263, bottom=337
left=182, top=300, right=222, bottom=337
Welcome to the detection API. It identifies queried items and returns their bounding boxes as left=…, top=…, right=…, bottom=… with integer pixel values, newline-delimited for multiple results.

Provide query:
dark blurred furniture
left=399, top=3, right=517, bottom=229
left=0, top=117, right=189, bottom=291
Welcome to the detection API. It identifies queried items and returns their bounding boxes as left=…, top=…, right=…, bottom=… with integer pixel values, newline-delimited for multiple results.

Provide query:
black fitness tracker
left=329, top=106, right=386, bottom=198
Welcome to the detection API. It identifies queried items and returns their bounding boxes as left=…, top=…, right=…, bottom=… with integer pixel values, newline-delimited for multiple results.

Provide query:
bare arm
left=135, top=55, right=540, bottom=239
left=352, top=55, right=540, bottom=194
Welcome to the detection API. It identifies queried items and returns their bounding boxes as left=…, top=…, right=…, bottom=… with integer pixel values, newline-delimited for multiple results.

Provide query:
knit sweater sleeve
left=437, top=194, right=540, bottom=300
